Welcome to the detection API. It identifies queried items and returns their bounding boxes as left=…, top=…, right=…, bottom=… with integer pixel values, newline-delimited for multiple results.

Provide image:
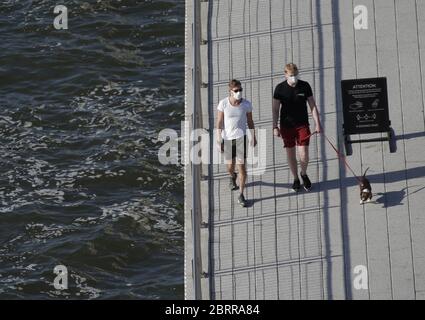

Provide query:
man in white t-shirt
left=216, top=79, right=257, bottom=207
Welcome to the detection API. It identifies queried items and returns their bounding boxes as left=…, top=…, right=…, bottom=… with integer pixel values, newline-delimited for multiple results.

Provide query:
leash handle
left=300, top=130, right=318, bottom=142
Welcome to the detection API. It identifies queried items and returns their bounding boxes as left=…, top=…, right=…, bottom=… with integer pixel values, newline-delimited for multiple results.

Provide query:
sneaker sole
left=238, top=201, right=247, bottom=207
left=303, top=186, right=312, bottom=191
left=238, top=198, right=247, bottom=207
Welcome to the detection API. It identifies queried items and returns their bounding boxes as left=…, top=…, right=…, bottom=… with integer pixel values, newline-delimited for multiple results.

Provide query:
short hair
left=284, top=63, right=299, bottom=75
left=228, top=79, right=241, bottom=88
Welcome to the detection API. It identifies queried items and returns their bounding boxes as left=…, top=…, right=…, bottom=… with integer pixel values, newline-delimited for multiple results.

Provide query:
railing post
left=191, top=0, right=203, bottom=300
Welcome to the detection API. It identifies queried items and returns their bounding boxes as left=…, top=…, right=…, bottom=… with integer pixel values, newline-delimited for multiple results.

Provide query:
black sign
left=341, top=77, right=390, bottom=135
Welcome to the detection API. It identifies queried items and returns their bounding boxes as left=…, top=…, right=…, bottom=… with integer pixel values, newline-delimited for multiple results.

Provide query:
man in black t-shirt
left=272, top=63, right=322, bottom=192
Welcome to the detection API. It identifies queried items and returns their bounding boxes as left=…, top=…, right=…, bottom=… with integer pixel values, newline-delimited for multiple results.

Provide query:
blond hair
left=228, top=79, right=241, bottom=89
left=284, top=63, right=299, bottom=75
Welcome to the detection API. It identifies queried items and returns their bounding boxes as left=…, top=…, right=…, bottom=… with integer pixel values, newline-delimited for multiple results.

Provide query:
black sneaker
left=238, top=193, right=247, bottom=207
left=300, top=172, right=312, bottom=191
left=229, top=173, right=238, bottom=191
left=292, top=179, right=301, bottom=192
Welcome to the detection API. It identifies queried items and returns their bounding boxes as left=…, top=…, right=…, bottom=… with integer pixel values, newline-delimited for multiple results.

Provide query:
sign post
left=341, top=77, right=394, bottom=155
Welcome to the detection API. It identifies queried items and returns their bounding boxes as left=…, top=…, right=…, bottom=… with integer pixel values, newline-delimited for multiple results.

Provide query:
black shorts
left=221, top=135, right=247, bottom=161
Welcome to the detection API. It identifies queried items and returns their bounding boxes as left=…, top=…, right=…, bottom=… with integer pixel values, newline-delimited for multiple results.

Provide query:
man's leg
left=236, top=162, right=247, bottom=195
left=296, top=126, right=312, bottom=191
left=235, top=136, right=248, bottom=207
left=227, top=159, right=238, bottom=190
left=236, top=162, right=247, bottom=207
left=227, top=159, right=235, bottom=177
left=281, top=127, right=301, bottom=192
left=298, top=145, right=312, bottom=190
left=281, top=127, right=298, bottom=180
left=286, top=147, right=301, bottom=192
left=298, top=145, right=309, bottom=175
left=224, top=139, right=238, bottom=190
left=286, top=147, right=298, bottom=180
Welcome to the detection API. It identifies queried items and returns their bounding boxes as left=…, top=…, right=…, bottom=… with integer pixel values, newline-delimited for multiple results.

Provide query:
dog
left=359, top=167, right=372, bottom=204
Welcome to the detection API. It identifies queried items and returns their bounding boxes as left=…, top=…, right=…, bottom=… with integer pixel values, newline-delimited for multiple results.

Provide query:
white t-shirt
left=217, top=97, right=253, bottom=140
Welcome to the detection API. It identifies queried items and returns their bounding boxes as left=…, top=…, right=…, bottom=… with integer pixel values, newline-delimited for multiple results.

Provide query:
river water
left=0, top=0, right=184, bottom=299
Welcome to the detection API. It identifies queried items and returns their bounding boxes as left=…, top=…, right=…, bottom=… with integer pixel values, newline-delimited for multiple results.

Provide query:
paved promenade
left=186, top=0, right=425, bottom=300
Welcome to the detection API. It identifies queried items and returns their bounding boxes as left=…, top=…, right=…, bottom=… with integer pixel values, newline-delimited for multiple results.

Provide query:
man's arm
left=272, top=98, right=280, bottom=128
left=307, top=96, right=322, bottom=133
left=247, top=112, right=257, bottom=147
left=216, top=110, right=224, bottom=143
left=272, top=98, right=281, bottom=137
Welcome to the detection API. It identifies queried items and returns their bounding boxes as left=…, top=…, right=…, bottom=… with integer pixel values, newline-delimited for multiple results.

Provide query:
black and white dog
left=359, top=167, right=372, bottom=204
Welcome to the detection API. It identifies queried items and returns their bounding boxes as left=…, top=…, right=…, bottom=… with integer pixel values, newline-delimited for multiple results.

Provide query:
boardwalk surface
left=186, top=0, right=425, bottom=300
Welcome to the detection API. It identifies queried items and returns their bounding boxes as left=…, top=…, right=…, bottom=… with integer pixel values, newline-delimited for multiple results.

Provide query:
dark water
left=0, top=0, right=184, bottom=299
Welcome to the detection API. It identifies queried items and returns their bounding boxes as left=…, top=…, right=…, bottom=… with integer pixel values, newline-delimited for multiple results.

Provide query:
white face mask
left=287, top=75, right=299, bottom=85
left=232, top=90, right=242, bottom=100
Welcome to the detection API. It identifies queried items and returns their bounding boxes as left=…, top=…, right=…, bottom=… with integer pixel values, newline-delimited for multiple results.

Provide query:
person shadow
left=244, top=180, right=308, bottom=206
left=245, top=180, right=292, bottom=189
left=244, top=179, right=425, bottom=208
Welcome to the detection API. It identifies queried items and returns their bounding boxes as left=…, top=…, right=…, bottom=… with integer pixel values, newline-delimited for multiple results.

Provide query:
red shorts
left=280, top=125, right=311, bottom=148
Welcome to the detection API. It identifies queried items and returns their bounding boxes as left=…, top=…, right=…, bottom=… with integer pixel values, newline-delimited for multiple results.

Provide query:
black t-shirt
left=273, top=80, right=313, bottom=128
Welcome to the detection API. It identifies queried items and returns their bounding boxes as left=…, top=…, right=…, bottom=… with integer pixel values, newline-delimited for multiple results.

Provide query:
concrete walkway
left=186, top=0, right=425, bottom=300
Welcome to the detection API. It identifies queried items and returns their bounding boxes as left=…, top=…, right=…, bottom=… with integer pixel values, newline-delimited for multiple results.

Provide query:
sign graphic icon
left=349, top=101, right=364, bottom=110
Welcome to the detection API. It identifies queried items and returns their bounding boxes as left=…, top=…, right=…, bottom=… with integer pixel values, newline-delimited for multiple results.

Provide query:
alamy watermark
left=54, top=5, right=68, bottom=30
left=354, top=5, right=368, bottom=30
left=53, top=265, right=68, bottom=290
left=157, top=121, right=268, bottom=175
left=353, top=265, right=368, bottom=290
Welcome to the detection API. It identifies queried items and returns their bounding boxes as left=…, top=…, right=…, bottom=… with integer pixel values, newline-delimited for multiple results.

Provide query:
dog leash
left=300, top=130, right=362, bottom=183
left=283, top=129, right=362, bottom=183
left=321, top=132, right=362, bottom=183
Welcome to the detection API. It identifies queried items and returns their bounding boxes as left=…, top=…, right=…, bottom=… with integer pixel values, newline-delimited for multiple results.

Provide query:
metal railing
left=191, top=0, right=203, bottom=300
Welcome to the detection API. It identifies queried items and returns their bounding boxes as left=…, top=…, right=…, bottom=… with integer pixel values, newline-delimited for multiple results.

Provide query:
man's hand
left=273, top=127, right=281, bottom=137
left=251, top=136, right=257, bottom=147
left=314, top=123, right=322, bottom=134
left=217, top=139, right=223, bottom=153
